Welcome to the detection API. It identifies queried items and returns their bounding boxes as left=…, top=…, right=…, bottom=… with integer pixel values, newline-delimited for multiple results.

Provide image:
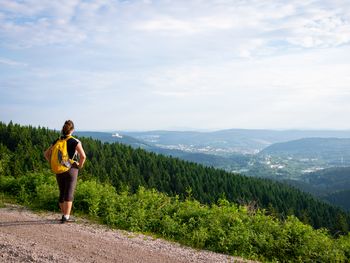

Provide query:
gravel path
left=0, top=205, right=257, bottom=263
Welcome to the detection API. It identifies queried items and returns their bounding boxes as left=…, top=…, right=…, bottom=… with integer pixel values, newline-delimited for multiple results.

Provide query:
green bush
left=97, top=183, right=118, bottom=225
left=0, top=193, right=5, bottom=207
left=1, top=172, right=349, bottom=262
left=0, top=175, right=18, bottom=195
left=35, top=183, right=59, bottom=211
left=337, top=234, right=350, bottom=260
left=74, top=180, right=104, bottom=216
left=0, top=172, right=55, bottom=205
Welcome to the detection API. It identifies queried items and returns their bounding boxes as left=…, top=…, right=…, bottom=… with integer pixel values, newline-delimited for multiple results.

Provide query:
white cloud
left=141, top=45, right=350, bottom=128
left=0, top=57, right=27, bottom=67
left=285, top=13, right=350, bottom=48
left=1, top=0, right=350, bottom=130
left=1, top=0, right=350, bottom=52
left=0, top=0, right=113, bottom=47
left=133, top=15, right=238, bottom=35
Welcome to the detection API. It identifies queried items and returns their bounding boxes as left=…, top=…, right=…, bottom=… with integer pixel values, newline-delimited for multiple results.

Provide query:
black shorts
left=56, top=165, right=79, bottom=202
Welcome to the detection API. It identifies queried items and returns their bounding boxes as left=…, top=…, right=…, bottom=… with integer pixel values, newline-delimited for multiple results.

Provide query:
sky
left=1, top=0, right=350, bottom=131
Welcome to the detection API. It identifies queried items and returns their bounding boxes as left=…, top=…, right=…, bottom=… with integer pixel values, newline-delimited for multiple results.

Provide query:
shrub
left=97, top=183, right=118, bottom=225
left=0, top=175, right=19, bottom=195
left=35, top=183, right=59, bottom=211
left=74, top=180, right=103, bottom=216
left=1, top=173, right=349, bottom=262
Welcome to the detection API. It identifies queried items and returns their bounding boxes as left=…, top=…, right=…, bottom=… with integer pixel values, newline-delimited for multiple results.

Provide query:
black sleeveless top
left=52, top=136, right=79, bottom=159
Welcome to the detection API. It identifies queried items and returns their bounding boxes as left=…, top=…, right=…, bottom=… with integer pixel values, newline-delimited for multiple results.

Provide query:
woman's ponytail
left=61, top=120, right=74, bottom=136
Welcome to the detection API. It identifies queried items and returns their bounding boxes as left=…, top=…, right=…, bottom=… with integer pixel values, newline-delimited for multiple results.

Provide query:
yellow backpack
left=50, top=136, right=75, bottom=174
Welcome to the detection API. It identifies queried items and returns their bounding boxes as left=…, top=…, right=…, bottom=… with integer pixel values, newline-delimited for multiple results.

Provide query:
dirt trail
left=0, top=205, right=255, bottom=263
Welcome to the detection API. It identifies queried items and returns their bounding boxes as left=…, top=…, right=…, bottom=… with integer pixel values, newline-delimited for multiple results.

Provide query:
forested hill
left=302, top=167, right=350, bottom=194
left=324, top=190, right=350, bottom=212
left=75, top=131, right=150, bottom=148
left=261, top=137, right=350, bottom=163
left=0, top=121, right=349, bottom=234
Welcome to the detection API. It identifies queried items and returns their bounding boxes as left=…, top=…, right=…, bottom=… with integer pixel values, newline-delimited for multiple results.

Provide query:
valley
left=76, top=129, right=350, bottom=211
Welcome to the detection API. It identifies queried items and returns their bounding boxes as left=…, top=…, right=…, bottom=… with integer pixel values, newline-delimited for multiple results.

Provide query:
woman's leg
left=59, top=202, right=64, bottom=214
left=63, top=167, right=78, bottom=217
left=56, top=174, right=65, bottom=214
left=63, top=201, right=73, bottom=216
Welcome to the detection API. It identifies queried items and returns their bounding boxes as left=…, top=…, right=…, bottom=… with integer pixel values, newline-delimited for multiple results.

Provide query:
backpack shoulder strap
left=63, top=135, right=73, bottom=141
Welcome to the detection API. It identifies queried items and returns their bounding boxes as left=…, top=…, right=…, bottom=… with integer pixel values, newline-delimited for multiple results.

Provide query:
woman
left=44, top=120, right=86, bottom=223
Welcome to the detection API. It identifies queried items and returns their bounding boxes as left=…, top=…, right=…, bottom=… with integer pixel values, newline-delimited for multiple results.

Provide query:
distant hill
left=76, top=130, right=350, bottom=212
left=76, top=131, right=350, bottom=180
left=324, top=190, right=350, bottom=211
left=260, top=138, right=350, bottom=165
left=75, top=131, right=151, bottom=149
left=301, top=166, right=350, bottom=193
left=123, top=129, right=350, bottom=155
left=76, top=131, right=250, bottom=171
left=284, top=167, right=350, bottom=211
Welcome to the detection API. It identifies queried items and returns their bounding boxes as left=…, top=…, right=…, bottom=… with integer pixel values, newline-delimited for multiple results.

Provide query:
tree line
left=0, top=121, right=349, bottom=233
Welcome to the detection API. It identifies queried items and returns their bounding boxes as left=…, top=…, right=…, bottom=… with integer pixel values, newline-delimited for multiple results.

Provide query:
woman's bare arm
left=76, top=142, right=86, bottom=169
left=44, top=146, right=52, bottom=162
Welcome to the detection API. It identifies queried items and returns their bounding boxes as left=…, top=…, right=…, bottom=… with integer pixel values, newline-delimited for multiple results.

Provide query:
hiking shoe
left=66, top=217, right=76, bottom=223
left=60, top=215, right=76, bottom=223
left=60, top=215, right=66, bottom=224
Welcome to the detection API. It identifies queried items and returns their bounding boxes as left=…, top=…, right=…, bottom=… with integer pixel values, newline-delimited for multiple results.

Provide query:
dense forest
left=0, top=121, right=349, bottom=234
left=261, top=138, right=350, bottom=166
left=325, top=190, right=350, bottom=211
left=302, top=167, right=350, bottom=194
left=283, top=167, right=350, bottom=211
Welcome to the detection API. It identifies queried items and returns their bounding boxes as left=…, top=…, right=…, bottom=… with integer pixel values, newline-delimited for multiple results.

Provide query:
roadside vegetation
left=1, top=172, right=350, bottom=262
left=1, top=121, right=349, bottom=234
left=1, top=121, right=350, bottom=261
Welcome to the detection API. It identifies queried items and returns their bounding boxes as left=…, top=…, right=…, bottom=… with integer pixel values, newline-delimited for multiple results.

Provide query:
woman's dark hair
left=62, top=120, right=75, bottom=136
